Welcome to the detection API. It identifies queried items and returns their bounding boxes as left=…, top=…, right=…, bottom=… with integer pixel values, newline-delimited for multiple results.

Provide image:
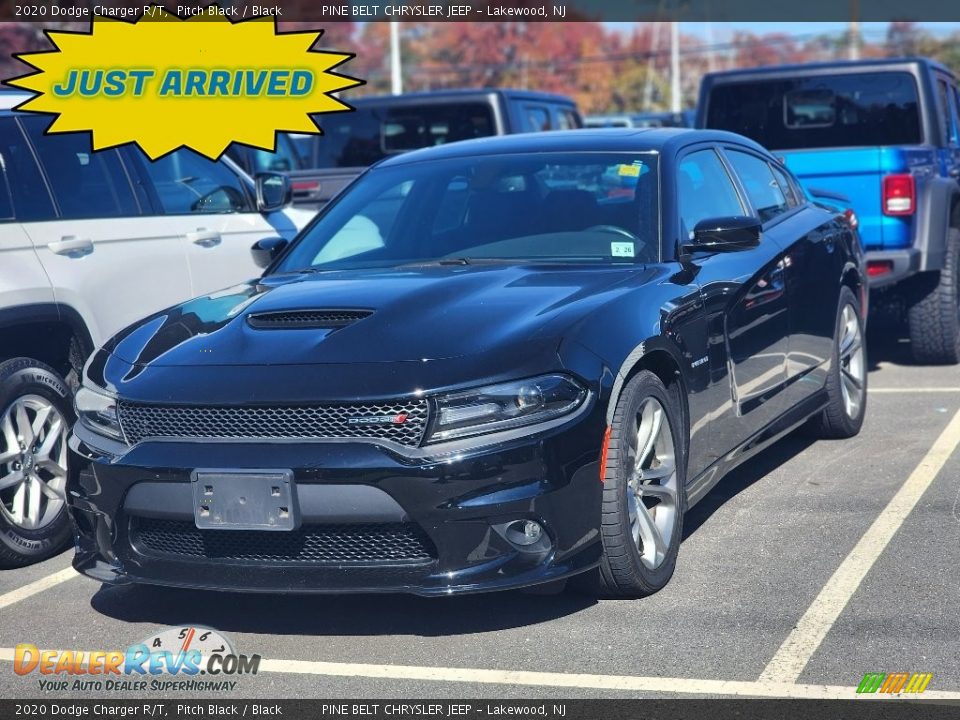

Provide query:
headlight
left=74, top=386, right=124, bottom=442
left=426, top=374, right=586, bottom=443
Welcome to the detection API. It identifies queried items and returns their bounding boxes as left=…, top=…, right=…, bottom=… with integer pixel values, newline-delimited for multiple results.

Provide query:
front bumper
left=66, top=405, right=604, bottom=596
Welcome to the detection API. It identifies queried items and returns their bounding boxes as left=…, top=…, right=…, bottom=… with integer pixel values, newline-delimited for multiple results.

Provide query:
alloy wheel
left=0, top=395, right=68, bottom=530
left=838, top=304, right=866, bottom=419
left=625, top=397, right=679, bottom=570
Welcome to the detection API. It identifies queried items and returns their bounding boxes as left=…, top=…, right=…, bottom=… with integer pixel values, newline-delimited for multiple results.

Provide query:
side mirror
left=681, top=216, right=761, bottom=262
left=251, top=236, right=288, bottom=269
left=255, top=172, right=292, bottom=213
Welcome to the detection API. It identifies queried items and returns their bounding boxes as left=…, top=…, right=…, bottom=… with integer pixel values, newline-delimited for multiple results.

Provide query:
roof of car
left=0, top=89, right=31, bottom=111
left=375, top=128, right=769, bottom=167
left=349, top=88, right=578, bottom=107
left=703, top=56, right=953, bottom=83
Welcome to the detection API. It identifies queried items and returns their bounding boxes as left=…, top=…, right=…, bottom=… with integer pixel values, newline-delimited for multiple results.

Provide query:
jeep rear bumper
left=866, top=249, right=921, bottom=289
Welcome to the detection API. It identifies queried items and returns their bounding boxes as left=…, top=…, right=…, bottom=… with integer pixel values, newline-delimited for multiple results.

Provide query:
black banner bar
left=4, top=0, right=960, bottom=22
left=2, top=700, right=959, bottom=720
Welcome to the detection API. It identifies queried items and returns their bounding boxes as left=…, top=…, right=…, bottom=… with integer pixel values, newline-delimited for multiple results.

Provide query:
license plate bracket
left=191, top=469, right=298, bottom=531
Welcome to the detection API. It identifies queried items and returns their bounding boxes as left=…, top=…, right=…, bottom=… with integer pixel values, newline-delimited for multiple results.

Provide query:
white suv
left=0, top=91, right=313, bottom=567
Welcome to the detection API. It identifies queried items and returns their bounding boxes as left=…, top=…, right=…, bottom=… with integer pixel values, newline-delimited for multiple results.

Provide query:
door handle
left=47, top=236, right=93, bottom=256
left=187, top=229, right=222, bottom=248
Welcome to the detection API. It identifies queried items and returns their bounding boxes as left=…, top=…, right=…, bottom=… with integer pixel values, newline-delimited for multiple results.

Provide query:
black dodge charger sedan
left=68, top=129, right=867, bottom=597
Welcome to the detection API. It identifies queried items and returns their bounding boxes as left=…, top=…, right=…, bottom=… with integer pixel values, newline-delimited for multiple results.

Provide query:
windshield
left=274, top=152, right=660, bottom=273
left=706, top=72, right=922, bottom=149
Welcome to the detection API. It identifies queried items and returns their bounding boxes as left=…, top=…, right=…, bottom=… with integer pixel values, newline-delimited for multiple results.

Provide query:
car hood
left=106, top=264, right=649, bottom=367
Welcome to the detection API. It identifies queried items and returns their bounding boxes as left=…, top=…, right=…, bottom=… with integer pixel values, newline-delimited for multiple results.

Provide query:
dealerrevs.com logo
left=14, top=626, right=260, bottom=693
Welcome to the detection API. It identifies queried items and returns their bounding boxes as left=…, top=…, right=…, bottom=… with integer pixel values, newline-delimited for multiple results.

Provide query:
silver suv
left=0, top=91, right=312, bottom=567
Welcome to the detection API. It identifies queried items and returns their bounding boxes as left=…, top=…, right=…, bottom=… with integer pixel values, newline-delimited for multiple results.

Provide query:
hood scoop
left=247, top=309, right=373, bottom=330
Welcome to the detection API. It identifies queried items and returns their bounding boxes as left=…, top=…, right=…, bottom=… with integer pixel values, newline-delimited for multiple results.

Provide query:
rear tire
left=0, top=358, right=74, bottom=569
left=598, top=371, right=686, bottom=598
left=907, top=229, right=960, bottom=365
left=809, top=287, right=867, bottom=440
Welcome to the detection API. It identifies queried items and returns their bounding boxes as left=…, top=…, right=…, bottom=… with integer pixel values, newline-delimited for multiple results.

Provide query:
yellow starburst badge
left=7, top=7, right=363, bottom=160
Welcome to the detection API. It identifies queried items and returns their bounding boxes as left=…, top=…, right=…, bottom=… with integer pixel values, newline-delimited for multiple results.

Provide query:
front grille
left=117, top=399, right=429, bottom=447
left=247, top=309, right=372, bottom=329
left=131, top=518, right=436, bottom=564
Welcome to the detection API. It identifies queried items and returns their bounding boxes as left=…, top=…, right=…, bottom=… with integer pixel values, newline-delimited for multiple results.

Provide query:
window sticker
left=611, top=241, right=635, bottom=258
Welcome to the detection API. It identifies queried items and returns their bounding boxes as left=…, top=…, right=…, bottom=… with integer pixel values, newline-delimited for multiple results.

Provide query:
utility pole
left=390, top=22, right=403, bottom=95
left=670, top=21, right=681, bottom=113
left=848, top=0, right=860, bottom=60
left=706, top=21, right=716, bottom=73
left=642, top=20, right=662, bottom=111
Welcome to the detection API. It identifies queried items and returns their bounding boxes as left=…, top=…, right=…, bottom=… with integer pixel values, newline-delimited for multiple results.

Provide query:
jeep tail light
left=882, top=174, right=915, bottom=216
left=867, top=260, right=894, bottom=278
left=291, top=179, right=320, bottom=193
left=844, top=208, right=859, bottom=229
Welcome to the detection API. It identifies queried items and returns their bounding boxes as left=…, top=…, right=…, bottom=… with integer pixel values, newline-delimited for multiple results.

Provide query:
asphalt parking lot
left=2, top=326, right=960, bottom=702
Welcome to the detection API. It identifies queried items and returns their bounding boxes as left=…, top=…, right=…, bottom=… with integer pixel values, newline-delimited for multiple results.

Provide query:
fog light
left=507, top=520, right=543, bottom=546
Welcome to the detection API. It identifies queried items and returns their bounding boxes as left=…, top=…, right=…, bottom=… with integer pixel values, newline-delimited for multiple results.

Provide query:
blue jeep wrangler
left=698, top=58, right=960, bottom=364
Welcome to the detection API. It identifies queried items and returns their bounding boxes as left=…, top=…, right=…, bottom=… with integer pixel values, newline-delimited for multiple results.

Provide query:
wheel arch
left=0, top=303, right=95, bottom=382
left=916, top=178, right=959, bottom=272
left=606, top=342, right=690, bottom=456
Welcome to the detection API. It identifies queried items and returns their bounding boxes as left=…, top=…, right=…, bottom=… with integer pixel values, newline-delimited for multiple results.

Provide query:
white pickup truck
left=0, top=90, right=313, bottom=567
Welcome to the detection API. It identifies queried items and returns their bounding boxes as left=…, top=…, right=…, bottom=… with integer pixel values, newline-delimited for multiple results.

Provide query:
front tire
left=907, top=229, right=960, bottom=365
left=0, top=358, right=74, bottom=569
left=809, top=287, right=867, bottom=439
left=598, top=371, right=686, bottom=598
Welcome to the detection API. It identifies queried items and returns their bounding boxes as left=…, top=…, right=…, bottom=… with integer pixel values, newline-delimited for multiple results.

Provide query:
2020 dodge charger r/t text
left=67, top=130, right=867, bottom=597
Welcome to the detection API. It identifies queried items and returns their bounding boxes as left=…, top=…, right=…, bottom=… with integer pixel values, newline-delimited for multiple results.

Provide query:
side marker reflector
left=599, top=426, right=612, bottom=483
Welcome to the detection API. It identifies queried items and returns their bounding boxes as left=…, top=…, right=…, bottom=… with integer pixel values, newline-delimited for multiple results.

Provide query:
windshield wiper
left=437, top=257, right=472, bottom=266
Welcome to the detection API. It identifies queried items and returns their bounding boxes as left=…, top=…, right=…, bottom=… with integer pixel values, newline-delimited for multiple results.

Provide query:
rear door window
left=936, top=78, right=959, bottom=146
left=706, top=72, right=922, bottom=149
left=725, top=150, right=790, bottom=223
left=555, top=107, right=581, bottom=129
left=0, top=117, right=55, bottom=222
left=769, top=164, right=801, bottom=208
left=23, top=117, right=138, bottom=220
left=523, top=105, right=552, bottom=132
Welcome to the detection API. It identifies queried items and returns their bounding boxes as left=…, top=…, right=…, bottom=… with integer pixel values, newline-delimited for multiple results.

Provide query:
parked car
left=224, top=135, right=325, bottom=208
left=585, top=114, right=637, bottom=128
left=68, top=129, right=866, bottom=598
left=698, top=58, right=960, bottom=364
left=0, top=91, right=313, bottom=568
left=226, top=134, right=305, bottom=175
left=287, top=88, right=583, bottom=208
left=632, top=110, right=695, bottom=128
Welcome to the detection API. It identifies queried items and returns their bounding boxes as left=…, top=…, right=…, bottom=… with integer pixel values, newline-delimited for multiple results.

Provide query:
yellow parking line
left=759, top=407, right=960, bottom=684
left=0, top=566, right=77, bottom=612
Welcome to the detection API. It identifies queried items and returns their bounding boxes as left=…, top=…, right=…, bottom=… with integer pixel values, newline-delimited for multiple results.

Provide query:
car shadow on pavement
left=682, top=431, right=816, bottom=541
left=865, top=314, right=913, bottom=371
left=90, top=579, right=596, bottom=637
